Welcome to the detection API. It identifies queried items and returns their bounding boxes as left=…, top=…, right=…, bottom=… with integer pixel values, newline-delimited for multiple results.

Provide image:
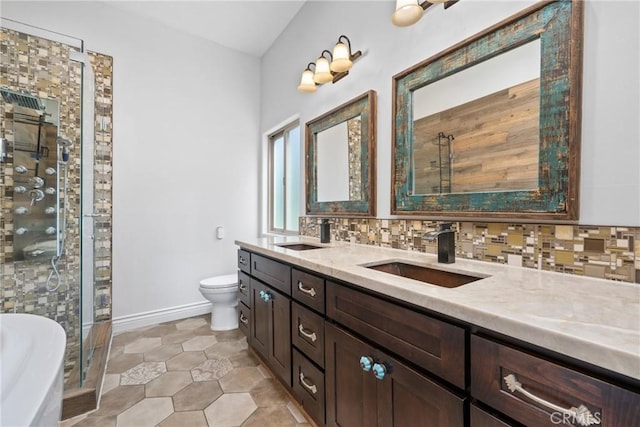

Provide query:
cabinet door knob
left=262, top=292, right=271, bottom=302
left=239, top=282, right=247, bottom=292
left=359, top=356, right=373, bottom=372
left=259, top=290, right=265, bottom=299
left=239, top=256, right=247, bottom=265
left=372, top=362, right=387, bottom=380
left=503, top=374, right=599, bottom=426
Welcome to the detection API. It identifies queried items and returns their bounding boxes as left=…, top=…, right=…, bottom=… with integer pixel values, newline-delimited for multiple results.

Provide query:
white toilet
left=199, top=274, right=238, bottom=331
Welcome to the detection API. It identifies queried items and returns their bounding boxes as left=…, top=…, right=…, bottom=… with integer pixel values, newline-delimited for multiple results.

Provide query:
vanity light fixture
left=314, top=50, right=334, bottom=84
left=392, top=0, right=459, bottom=27
left=297, top=63, right=318, bottom=93
left=297, top=35, right=362, bottom=93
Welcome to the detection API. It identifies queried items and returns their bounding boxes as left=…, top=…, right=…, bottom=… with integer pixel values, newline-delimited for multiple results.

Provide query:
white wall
left=261, top=0, right=640, bottom=226
left=2, top=2, right=261, bottom=322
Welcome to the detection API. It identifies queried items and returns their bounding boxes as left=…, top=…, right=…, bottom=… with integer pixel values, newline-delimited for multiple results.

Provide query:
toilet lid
left=200, top=274, right=237, bottom=289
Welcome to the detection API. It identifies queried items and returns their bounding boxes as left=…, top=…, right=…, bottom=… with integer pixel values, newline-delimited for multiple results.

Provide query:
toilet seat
left=199, top=274, right=237, bottom=289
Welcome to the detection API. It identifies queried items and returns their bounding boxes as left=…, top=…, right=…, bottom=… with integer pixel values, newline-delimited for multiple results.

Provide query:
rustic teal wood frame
left=392, top=1, right=583, bottom=220
left=306, top=90, right=377, bottom=217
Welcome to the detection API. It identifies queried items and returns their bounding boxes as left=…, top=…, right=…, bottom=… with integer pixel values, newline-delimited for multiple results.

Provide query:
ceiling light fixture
left=297, top=35, right=362, bottom=93
left=392, top=0, right=459, bottom=27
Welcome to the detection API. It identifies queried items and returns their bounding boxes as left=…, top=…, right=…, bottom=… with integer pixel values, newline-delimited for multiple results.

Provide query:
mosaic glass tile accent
left=88, top=51, right=113, bottom=323
left=0, top=28, right=114, bottom=386
left=300, top=217, right=639, bottom=284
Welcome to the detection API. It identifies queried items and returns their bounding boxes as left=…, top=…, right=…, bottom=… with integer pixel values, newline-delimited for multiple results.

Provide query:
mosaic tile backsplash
left=300, top=217, right=640, bottom=284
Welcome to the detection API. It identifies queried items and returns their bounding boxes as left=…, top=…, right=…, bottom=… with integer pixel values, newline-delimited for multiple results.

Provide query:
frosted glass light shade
left=330, top=42, right=352, bottom=72
left=297, top=69, right=317, bottom=93
left=392, top=0, right=423, bottom=27
left=313, top=57, right=333, bottom=84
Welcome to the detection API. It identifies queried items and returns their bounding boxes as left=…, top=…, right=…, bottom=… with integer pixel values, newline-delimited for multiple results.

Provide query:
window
left=269, top=121, right=300, bottom=234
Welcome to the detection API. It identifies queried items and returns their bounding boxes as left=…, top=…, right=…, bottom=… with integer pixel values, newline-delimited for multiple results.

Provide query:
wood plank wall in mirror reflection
left=413, top=78, right=540, bottom=195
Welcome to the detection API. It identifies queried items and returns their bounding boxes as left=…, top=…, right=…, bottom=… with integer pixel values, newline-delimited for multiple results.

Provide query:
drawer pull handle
left=299, top=372, right=317, bottom=395
left=239, top=313, right=249, bottom=325
left=359, top=356, right=373, bottom=372
left=372, top=362, right=387, bottom=380
left=297, top=281, right=317, bottom=297
left=239, top=256, right=247, bottom=265
left=503, top=374, right=600, bottom=426
left=298, top=324, right=317, bottom=342
left=239, top=282, right=247, bottom=292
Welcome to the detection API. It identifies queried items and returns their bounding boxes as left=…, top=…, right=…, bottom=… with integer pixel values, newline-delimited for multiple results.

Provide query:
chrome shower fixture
left=57, top=135, right=73, bottom=162
left=56, top=136, right=73, bottom=147
left=0, top=87, right=45, bottom=111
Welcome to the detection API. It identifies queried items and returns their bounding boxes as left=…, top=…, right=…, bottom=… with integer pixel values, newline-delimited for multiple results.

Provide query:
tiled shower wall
left=300, top=217, right=640, bottom=284
left=0, top=28, right=113, bottom=380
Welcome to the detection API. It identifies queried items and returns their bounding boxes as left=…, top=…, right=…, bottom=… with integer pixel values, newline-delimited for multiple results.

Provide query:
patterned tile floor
left=61, top=315, right=312, bottom=427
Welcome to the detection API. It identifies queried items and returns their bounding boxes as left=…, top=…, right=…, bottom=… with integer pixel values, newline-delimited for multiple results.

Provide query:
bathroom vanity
left=235, top=237, right=640, bottom=427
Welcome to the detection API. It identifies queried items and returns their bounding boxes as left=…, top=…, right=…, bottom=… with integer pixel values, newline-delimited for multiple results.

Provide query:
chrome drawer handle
left=239, top=256, right=247, bottom=265
left=503, top=374, right=600, bottom=426
left=299, top=372, right=317, bottom=395
left=297, top=281, right=317, bottom=297
left=239, top=282, right=247, bottom=292
left=298, top=324, right=317, bottom=342
left=239, top=313, right=249, bottom=325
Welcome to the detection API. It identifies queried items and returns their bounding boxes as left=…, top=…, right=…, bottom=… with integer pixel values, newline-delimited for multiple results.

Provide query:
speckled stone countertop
left=236, top=236, right=640, bottom=381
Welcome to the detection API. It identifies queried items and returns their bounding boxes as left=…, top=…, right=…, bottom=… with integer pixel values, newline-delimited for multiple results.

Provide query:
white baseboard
left=112, top=301, right=211, bottom=334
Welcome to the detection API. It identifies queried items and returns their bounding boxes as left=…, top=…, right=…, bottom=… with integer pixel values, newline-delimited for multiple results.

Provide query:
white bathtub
left=1, top=313, right=66, bottom=427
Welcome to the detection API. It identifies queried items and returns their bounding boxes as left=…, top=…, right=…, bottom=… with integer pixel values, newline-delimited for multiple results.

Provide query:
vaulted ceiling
left=108, top=1, right=307, bottom=57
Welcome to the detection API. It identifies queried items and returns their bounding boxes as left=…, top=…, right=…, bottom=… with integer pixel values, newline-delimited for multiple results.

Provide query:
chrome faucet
left=423, top=223, right=455, bottom=264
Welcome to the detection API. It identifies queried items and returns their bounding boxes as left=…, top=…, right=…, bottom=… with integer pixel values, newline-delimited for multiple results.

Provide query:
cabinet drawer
left=238, top=271, right=251, bottom=307
left=293, top=348, right=325, bottom=427
left=471, top=335, right=640, bottom=427
left=238, top=302, right=250, bottom=338
left=470, top=404, right=513, bottom=427
left=237, top=249, right=251, bottom=273
left=292, top=269, right=325, bottom=314
left=326, top=281, right=466, bottom=388
left=292, top=301, right=325, bottom=368
left=252, top=253, right=291, bottom=295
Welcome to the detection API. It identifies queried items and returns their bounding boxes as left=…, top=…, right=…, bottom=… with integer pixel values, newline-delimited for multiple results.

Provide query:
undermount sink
left=276, top=243, right=325, bottom=251
left=366, top=261, right=485, bottom=288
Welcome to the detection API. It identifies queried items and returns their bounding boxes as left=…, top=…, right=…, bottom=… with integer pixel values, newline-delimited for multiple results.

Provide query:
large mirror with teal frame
left=306, top=90, right=376, bottom=217
left=392, top=0, right=583, bottom=220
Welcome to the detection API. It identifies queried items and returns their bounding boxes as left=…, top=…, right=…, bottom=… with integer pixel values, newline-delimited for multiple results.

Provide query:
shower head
left=57, top=136, right=73, bottom=147
left=0, top=87, right=45, bottom=111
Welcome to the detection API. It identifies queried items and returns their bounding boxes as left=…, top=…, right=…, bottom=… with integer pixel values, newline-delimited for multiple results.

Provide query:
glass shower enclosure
left=0, top=19, right=112, bottom=417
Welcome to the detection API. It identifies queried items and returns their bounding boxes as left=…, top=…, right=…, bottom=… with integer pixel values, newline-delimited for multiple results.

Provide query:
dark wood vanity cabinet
left=326, top=280, right=466, bottom=389
left=325, top=281, right=466, bottom=426
left=237, top=249, right=293, bottom=389
left=250, top=278, right=292, bottom=387
left=237, top=252, right=251, bottom=340
left=290, top=268, right=327, bottom=426
left=238, top=247, right=640, bottom=427
left=471, top=335, right=640, bottom=427
left=325, top=323, right=465, bottom=427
